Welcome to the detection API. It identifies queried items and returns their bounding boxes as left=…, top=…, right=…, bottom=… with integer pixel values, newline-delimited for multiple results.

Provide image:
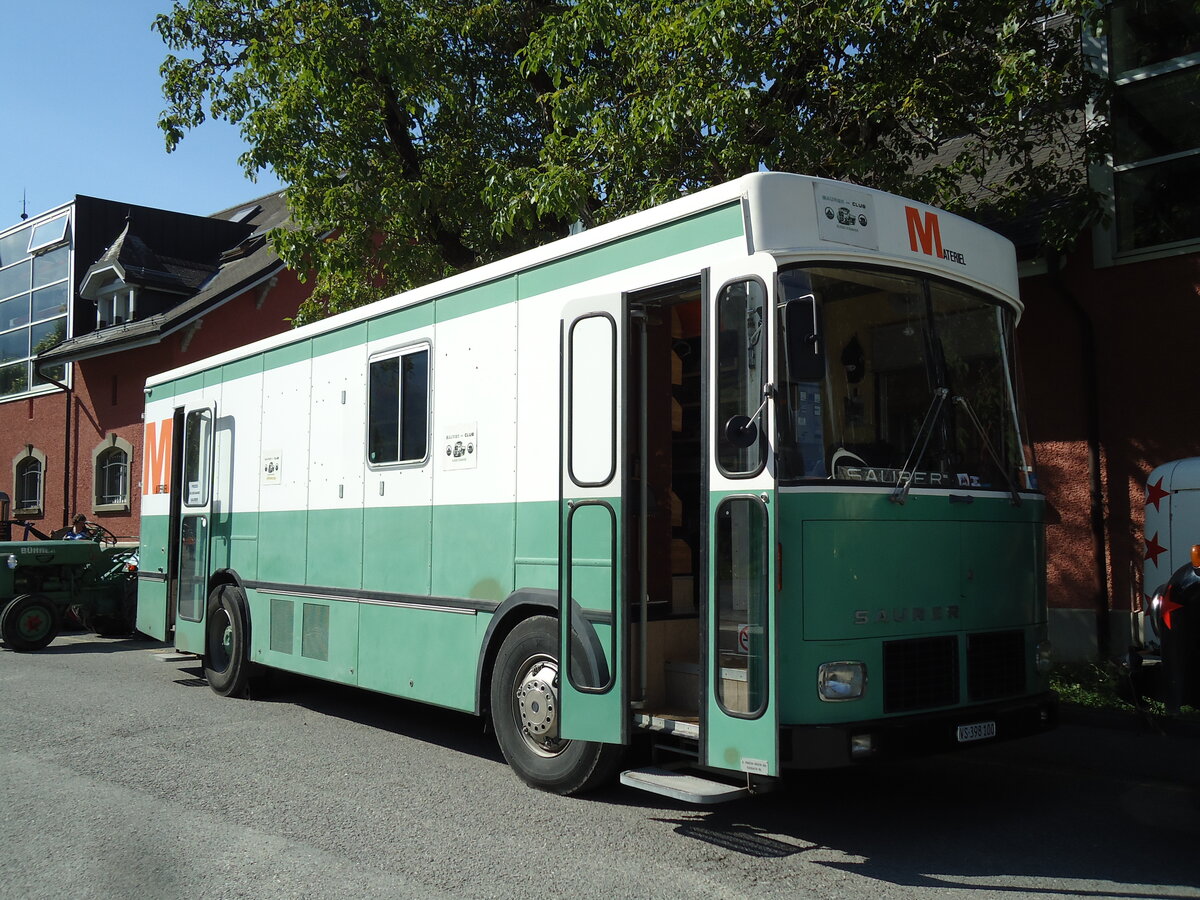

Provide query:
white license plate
left=956, top=721, right=997, bottom=743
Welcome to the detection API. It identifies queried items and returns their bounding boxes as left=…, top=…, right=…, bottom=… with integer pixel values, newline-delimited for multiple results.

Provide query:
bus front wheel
left=204, top=584, right=252, bottom=697
left=490, top=615, right=622, bottom=794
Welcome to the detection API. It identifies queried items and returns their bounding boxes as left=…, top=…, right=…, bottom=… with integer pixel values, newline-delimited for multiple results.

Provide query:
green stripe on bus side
left=148, top=202, right=744, bottom=394
left=222, top=354, right=262, bottom=384
left=434, top=276, right=519, bottom=324
left=367, top=301, right=435, bottom=343
left=518, top=202, right=744, bottom=299
left=312, top=321, right=367, bottom=358
left=264, top=340, right=312, bottom=371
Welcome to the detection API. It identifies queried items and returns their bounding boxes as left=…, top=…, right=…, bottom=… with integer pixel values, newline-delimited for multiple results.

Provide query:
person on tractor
left=63, top=514, right=90, bottom=540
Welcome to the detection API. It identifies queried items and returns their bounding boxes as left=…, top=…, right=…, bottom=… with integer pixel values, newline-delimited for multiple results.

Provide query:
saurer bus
left=137, top=172, right=1056, bottom=802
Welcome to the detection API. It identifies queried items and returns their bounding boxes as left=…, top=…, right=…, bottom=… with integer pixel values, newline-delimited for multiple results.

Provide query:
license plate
left=956, top=721, right=997, bottom=743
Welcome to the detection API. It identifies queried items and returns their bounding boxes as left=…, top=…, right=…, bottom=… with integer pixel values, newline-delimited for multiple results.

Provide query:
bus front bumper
left=780, top=691, right=1059, bottom=769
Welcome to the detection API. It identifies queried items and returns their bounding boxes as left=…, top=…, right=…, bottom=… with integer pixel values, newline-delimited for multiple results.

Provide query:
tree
left=157, top=0, right=1106, bottom=323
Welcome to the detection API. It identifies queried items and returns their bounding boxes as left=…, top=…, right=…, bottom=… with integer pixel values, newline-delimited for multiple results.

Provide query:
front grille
left=967, top=630, right=1026, bottom=701
left=883, top=636, right=959, bottom=713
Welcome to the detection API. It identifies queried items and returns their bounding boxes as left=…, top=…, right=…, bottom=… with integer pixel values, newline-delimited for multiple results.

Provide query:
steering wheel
left=85, top=522, right=119, bottom=546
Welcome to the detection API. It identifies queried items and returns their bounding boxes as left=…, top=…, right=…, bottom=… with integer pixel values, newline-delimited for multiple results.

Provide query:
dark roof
left=37, top=188, right=294, bottom=366
left=84, top=223, right=215, bottom=294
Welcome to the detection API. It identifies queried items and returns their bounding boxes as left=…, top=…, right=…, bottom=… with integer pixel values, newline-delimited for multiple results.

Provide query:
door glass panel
left=716, top=280, right=767, bottom=475
left=714, top=496, right=767, bottom=716
left=566, top=501, right=615, bottom=692
left=178, top=514, right=208, bottom=622
left=182, top=408, right=212, bottom=507
left=569, top=315, right=615, bottom=486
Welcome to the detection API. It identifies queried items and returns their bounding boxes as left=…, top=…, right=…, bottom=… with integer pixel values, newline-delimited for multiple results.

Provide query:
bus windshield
left=775, top=264, right=1034, bottom=492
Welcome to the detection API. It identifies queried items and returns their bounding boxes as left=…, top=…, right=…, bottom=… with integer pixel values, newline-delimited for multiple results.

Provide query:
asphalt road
left=2, top=632, right=1198, bottom=900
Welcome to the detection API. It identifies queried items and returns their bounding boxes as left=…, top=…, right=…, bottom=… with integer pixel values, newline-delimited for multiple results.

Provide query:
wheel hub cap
left=516, top=662, right=558, bottom=738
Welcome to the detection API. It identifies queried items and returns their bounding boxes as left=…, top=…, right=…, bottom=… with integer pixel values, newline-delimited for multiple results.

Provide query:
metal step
left=620, top=766, right=748, bottom=804
left=152, top=651, right=197, bottom=662
left=631, top=712, right=700, bottom=741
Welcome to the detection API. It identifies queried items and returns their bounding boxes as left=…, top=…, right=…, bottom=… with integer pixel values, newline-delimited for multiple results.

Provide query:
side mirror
left=724, top=415, right=758, bottom=448
left=784, top=294, right=825, bottom=381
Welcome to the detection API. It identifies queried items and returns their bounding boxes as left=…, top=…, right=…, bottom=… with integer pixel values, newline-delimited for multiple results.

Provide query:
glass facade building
left=0, top=207, right=72, bottom=399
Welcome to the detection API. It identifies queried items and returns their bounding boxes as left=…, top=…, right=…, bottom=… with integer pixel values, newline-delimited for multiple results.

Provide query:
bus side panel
left=306, top=330, right=367, bottom=591
left=363, top=305, right=435, bottom=598
left=515, top=290, right=565, bottom=590
left=257, top=344, right=312, bottom=586
left=430, top=299, right=519, bottom=604
left=356, top=604, right=484, bottom=711
left=247, top=588, right=359, bottom=685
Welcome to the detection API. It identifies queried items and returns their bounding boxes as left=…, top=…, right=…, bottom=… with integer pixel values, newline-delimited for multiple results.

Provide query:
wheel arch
left=204, top=569, right=252, bottom=642
left=474, top=588, right=609, bottom=719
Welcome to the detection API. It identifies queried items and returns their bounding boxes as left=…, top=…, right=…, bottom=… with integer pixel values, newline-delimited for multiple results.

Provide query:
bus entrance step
left=152, top=651, right=198, bottom=662
left=620, top=767, right=748, bottom=804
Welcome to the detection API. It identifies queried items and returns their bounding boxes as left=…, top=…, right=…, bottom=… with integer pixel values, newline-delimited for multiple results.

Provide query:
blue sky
left=0, top=0, right=284, bottom=226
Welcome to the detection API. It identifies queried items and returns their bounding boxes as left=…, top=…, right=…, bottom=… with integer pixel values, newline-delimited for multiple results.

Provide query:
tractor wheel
left=204, top=584, right=253, bottom=697
left=0, top=594, right=62, bottom=651
left=489, top=615, right=624, bottom=794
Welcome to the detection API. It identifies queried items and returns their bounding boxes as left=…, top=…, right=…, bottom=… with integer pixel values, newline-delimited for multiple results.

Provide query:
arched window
left=11, top=447, right=46, bottom=515
left=92, top=435, right=133, bottom=512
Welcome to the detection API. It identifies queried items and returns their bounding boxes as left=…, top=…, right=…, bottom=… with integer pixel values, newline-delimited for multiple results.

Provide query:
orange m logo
left=905, top=206, right=943, bottom=259
left=143, top=418, right=173, bottom=495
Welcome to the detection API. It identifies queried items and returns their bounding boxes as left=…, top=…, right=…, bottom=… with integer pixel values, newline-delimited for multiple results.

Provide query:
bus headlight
left=1035, top=640, right=1053, bottom=675
left=5, top=554, right=16, bottom=570
left=818, top=662, right=866, bottom=701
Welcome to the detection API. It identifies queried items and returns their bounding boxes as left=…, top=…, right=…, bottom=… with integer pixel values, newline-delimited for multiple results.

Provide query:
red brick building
left=0, top=190, right=309, bottom=542
left=1012, top=2, right=1200, bottom=660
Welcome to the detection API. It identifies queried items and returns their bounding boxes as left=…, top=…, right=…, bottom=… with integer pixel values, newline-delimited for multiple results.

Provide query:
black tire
left=489, top=615, right=624, bottom=794
left=0, top=593, right=61, bottom=651
left=204, top=584, right=252, bottom=697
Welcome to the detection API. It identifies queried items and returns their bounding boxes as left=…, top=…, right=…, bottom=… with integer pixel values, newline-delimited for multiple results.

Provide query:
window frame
left=714, top=276, right=769, bottom=480
left=1090, top=6, right=1200, bottom=266
left=92, top=435, right=133, bottom=513
left=366, top=341, right=432, bottom=470
left=11, top=447, right=46, bottom=517
left=26, top=214, right=70, bottom=255
left=0, top=206, right=73, bottom=403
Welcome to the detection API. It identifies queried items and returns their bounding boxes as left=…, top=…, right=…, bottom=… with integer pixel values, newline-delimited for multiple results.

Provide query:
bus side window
left=368, top=345, right=430, bottom=465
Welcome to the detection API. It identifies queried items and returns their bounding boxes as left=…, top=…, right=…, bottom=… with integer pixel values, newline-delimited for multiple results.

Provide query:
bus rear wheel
left=490, top=615, right=622, bottom=794
left=204, top=584, right=252, bottom=697
left=0, top=593, right=60, bottom=651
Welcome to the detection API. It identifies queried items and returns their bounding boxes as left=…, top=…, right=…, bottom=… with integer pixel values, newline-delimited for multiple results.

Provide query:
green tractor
left=0, top=491, right=139, bottom=652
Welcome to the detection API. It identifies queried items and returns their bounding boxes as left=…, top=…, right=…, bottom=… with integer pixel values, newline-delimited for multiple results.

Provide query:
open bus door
left=558, top=295, right=629, bottom=746
left=703, top=259, right=780, bottom=779
left=171, top=402, right=217, bottom=655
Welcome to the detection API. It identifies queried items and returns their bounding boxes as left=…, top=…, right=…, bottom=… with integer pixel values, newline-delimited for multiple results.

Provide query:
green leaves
left=159, top=0, right=1106, bottom=322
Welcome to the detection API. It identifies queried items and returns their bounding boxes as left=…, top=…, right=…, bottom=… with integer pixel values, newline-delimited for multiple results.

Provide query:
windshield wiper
left=891, top=387, right=949, bottom=505
left=952, top=395, right=1022, bottom=507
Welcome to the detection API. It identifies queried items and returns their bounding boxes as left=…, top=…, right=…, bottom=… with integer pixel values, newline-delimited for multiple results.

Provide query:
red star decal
left=23, top=613, right=43, bottom=631
left=1146, top=477, right=1170, bottom=512
left=1145, top=532, right=1167, bottom=567
left=1161, top=592, right=1183, bottom=630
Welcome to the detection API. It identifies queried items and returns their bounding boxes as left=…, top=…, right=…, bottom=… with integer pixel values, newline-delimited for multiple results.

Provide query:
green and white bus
left=137, top=172, right=1056, bottom=802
